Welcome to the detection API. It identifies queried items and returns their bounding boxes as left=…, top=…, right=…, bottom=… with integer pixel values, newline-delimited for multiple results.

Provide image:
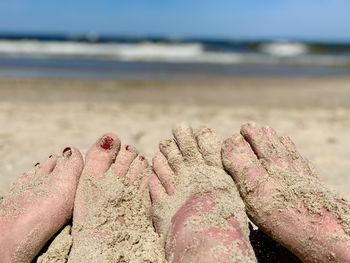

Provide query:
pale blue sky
left=0, top=0, right=349, bottom=41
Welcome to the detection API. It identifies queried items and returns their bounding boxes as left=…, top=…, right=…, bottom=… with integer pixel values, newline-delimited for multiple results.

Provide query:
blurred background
left=0, top=0, right=350, bottom=198
left=1, top=0, right=350, bottom=79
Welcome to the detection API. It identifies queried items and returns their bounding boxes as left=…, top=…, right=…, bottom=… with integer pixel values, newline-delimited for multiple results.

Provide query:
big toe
left=222, top=134, right=269, bottom=196
left=72, top=133, right=120, bottom=228
left=240, top=122, right=287, bottom=161
left=84, top=133, right=121, bottom=178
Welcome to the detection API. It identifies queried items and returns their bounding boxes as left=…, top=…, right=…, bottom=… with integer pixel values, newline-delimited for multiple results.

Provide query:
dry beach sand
left=0, top=77, right=350, bottom=261
left=0, top=77, right=350, bottom=198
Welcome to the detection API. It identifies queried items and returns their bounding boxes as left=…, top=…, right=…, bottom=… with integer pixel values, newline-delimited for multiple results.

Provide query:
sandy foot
left=0, top=148, right=83, bottom=262
left=222, top=123, right=350, bottom=263
left=37, top=225, right=73, bottom=263
left=149, top=123, right=257, bottom=263
left=68, top=133, right=165, bottom=263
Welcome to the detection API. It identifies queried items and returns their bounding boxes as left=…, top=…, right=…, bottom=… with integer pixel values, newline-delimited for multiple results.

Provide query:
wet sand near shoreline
left=0, top=77, right=350, bottom=200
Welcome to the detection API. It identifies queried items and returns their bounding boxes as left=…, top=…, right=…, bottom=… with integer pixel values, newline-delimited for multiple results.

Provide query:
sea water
left=0, top=34, right=349, bottom=80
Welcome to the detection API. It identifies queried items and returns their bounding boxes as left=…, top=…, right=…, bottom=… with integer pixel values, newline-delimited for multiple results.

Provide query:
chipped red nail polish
left=63, top=147, right=72, bottom=158
left=35, top=162, right=40, bottom=167
left=125, top=145, right=130, bottom=151
left=139, top=156, right=145, bottom=161
left=100, top=136, right=114, bottom=150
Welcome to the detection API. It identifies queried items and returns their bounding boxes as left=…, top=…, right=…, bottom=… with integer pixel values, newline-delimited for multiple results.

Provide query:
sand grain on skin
left=236, top=149, right=350, bottom=236
left=69, top=170, right=166, bottom=263
left=0, top=167, right=47, bottom=218
left=223, top=128, right=350, bottom=262
left=0, top=168, right=57, bottom=262
left=37, top=225, right=73, bottom=263
left=153, top=126, right=257, bottom=262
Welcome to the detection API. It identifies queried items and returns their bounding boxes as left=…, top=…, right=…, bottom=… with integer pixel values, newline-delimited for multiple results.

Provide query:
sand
left=37, top=226, right=73, bottom=263
left=1, top=77, right=350, bottom=261
left=0, top=77, right=350, bottom=201
left=68, top=169, right=166, bottom=263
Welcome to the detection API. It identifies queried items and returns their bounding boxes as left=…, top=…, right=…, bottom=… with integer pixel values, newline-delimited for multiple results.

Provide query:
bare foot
left=149, top=123, right=257, bottom=263
left=222, top=123, right=350, bottom=263
left=0, top=148, right=84, bottom=262
left=69, top=133, right=165, bottom=263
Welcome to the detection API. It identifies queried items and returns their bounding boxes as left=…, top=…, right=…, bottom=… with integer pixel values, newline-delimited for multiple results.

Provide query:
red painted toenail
left=63, top=147, right=72, bottom=158
left=49, top=155, right=53, bottom=158
left=35, top=162, right=40, bottom=167
left=139, top=156, right=145, bottom=161
left=125, top=145, right=130, bottom=151
left=100, top=136, right=114, bottom=150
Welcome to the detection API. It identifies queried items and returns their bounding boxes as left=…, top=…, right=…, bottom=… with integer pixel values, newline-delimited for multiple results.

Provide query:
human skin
left=222, top=123, right=350, bottom=263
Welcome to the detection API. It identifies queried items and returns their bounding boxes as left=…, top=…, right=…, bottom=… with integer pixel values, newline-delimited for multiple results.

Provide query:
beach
left=1, top=76, right=350, bottom=200
left=1, top=1, right=350, bottom=261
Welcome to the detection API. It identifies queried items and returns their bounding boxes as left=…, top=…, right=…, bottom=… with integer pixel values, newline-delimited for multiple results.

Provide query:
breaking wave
left=0, top=40, right=349, bottom=67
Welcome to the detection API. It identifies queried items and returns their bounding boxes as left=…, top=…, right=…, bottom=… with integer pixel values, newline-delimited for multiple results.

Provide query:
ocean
left=0, top=34, right=350, bottom=80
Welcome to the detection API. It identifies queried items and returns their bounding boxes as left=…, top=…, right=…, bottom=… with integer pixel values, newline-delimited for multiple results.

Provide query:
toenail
left=125, top=145, right=130, bottom=151
left=49, top=155, right=53, bottom=158
left=139, top=155, right=145, bottom=161
left=63, top=147, right=72, bottom=158
left=233, top=134, right=242, bottom=141
left=248, top=121, right=257, bottom=126
left=34, top=162, right=40, bottom=167
left=160, top=139, right=172, bottom=148
left=100, top=136, right=114, bottom=150
left=201, top=128, right=213, bottom=135
left=243, top=122, right=256, bottom=130
left=233, top=135, right=245, bottom=145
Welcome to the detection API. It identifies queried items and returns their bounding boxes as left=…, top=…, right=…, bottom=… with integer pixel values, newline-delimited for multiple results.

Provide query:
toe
left=51, top=147, right=84, bottom=186
left=38, top=155, right=58, bottom=174
left=111, top=145, right=139, bottom=177
left=240, top=123, right=287, bottom=161
left=152, top=152, right=175, bottom=195
left=172, top=123, right=203, bottom=164
left=222, top=134, right=269, bottom=195
left=280, top=135, right=319, bottom=177
left=127, top=155, right=149, bottom=184
left=10, top=161, right=43, bottom=191
left=148, top=173, right=168, bottom=204
left=159, top=139, right=185, bottom=173
left=279, top=136, right=298, bottom=156
left=195, top=127, right=223, bottom=168
left=84, top=133, right=121, bottom=178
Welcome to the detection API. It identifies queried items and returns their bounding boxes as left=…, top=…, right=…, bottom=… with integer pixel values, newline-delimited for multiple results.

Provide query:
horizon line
left=0, top=31, right=349, bottom=44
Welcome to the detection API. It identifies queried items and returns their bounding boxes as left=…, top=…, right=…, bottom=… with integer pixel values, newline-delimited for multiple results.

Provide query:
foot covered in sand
left=222, top=123, right=350, bottom=263
left=69, top=133, right=165, bottom=262
left=0, top=148, right=84, bottom=262
left=149, top=123, right=257, bottom=263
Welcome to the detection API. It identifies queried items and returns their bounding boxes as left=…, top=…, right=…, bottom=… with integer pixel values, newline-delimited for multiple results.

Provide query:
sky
left=0, top=0, right=349, bottom=41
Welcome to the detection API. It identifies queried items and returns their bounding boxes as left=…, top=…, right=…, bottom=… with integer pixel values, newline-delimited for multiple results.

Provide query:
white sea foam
left=0, top=40, right=203, bottom=60
left=259, top=41, right=308, bottom=57
left=0, top=40, right=349, bottom=67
